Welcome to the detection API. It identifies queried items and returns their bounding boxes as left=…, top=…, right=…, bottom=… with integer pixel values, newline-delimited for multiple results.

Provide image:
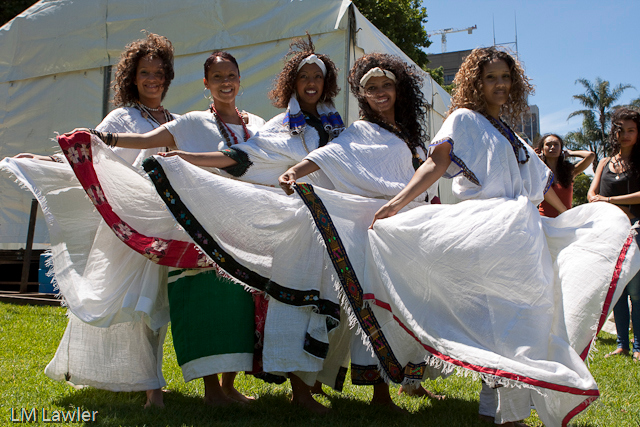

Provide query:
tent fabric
left=0, top=0, right=451, bottom=247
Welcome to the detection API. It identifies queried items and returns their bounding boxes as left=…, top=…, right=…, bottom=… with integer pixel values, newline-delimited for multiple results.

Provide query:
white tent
left=0, top=0, right=451, bottom=248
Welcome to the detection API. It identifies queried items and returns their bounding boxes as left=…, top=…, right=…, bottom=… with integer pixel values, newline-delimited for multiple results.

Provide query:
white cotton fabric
left=3, top=107, right=178, bottom=391
left=305, top=120, right=437, bottom=201
left=362, top=109, right=640, bottom=426
left=228, top=112, right=335, bottom=188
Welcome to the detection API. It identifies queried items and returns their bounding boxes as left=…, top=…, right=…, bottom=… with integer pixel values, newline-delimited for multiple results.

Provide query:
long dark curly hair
left=536, top=133, right=574, bottom=188
left=349, top=53, right=430, bottom=153
left=268, top=34, right=340, bottom=108
left=610, top=107, right=640, bottom=177
left=449, top=46, right=533, bottom=126
left=112, top=32, right=175, bottom=107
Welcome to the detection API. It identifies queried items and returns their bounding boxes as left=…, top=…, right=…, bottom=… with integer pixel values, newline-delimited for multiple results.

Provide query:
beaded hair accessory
left=209, top=104, right=251, bottom=147
left=297, top=54, right=327, bottom=76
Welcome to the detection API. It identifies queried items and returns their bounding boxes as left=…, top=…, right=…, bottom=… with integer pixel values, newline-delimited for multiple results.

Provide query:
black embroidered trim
left=334, top=366, right=347, bottom=392
left=220, top=147, right=252, bottom=177
left=303, top=333, right=329, bottom=359
left=295, top=183, right=416, bottom=384
left=142, top=158, right=341, bottom=324
left=350, top=363, right=384, bottom=385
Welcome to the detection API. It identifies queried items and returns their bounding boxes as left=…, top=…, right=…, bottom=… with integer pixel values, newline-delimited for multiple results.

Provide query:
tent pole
left=102, top=65, right=112, bottom=118
left=19, top=199, right=38, bottom=294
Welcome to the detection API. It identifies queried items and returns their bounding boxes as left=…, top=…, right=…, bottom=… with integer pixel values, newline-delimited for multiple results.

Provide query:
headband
left=359, top=67, right=396, bottom=87
left=297, top=54, right=327, bottom=76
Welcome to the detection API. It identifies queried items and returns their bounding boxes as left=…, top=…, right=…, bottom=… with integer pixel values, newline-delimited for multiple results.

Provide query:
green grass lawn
left=1, top=302, right=639, bottom=426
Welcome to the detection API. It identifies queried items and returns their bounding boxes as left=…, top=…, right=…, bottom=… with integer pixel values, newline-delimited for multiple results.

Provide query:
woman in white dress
left=366, top=47, right=638, bottom=426
left=14, top=32, right=177, bottom=408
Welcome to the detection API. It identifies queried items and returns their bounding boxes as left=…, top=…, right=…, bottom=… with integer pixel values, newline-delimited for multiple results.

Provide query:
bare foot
left=144, top=388, right=164, bottom=409
left=310, top=381, right=328, bottom=397
left=478, top=414, right=528, bottom=426
left=290, top=374, right=329, bottom=415
left=220, top=372, right=255, bottom=403
left=633, top=351, right=640, bottom=362
left=398, top=385, right=445, bottom=400
left=371, top=382, right=408, bottom=414
left=203, top=374, right=238, bottom=407
left=604, top=348, right=629, bottom=358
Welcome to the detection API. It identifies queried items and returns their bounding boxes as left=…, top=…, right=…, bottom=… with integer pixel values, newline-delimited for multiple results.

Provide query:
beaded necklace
left=209, top=104, right=251, bottom=146
left=483, top=113, right=530, bottom=164
left=136, top=103, right=172, bottom=127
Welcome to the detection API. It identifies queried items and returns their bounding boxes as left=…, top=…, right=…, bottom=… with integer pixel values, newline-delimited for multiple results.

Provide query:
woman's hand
left=158, top=150, right=187, bottom=159
left=589, top=194, right=608, bottom=203
left=369, top=202, right=401, bottom=229
left=278, top=169, right=297, bottom=195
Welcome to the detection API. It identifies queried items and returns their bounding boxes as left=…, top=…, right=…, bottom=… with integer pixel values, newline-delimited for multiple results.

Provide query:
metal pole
left=19, top=199, right=38, bottom=293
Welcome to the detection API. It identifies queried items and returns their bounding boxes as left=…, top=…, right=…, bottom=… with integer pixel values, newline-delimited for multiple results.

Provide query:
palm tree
left=565, top=112, right=601, bottom=172
left=568, top=77, right=634, bottom=165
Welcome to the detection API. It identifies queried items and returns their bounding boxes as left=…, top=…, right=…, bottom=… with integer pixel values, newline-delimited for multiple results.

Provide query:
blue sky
left=422, top=0, right=639, bottom=137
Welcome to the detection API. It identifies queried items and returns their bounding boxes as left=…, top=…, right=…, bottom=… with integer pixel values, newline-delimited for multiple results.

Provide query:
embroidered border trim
left=350, top=363, right=384, bottom=385
left=303, top=333, right=329, bottom=359
left=294, top=183, right=408, bottom=383
left=142, top=157, right=341, bottom=321
left=221, top=147, right=252, bottom=177
left=334, top=366, right=348, bottom=392
left=430, top=138, right=481, bottom=186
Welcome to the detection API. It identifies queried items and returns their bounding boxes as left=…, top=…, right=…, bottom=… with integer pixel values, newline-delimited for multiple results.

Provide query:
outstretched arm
left=278, top=160, right=321, bottom=195
left=66, top=126, right=177, bottom=150
left=370, top=142, right=451, bottom=228
left=158, top=150, right=238, bottom=168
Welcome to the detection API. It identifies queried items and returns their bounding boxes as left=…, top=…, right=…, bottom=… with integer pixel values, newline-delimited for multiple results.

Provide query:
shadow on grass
left=53, top=388, right=493, bottom=427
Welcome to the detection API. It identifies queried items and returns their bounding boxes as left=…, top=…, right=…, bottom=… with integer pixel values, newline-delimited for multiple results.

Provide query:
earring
left=203, top=87, right=212, bottom=101
left=238, top=85, right=245, bottom=98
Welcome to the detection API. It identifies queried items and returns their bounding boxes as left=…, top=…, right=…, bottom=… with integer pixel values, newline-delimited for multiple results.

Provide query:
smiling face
left=204, top=57, right=240, bottom=107
left=362, top=75, right=396, bottom=123
left=480, top=59, right=512, bottom=118
left=134, top=55, right=166, bottom=107
left=617, top=119, right=639, bottom=149
left=295, top=63, right=324, bottom=113
left=542, top=135, right=563, bottom=158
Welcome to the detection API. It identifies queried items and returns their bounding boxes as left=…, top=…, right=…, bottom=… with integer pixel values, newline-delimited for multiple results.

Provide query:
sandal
left=604, top=348, right=629, bottom=358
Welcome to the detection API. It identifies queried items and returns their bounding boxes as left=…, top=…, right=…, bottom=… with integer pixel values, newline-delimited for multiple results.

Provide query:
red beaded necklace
left=209, top=104, right=251, bottom=146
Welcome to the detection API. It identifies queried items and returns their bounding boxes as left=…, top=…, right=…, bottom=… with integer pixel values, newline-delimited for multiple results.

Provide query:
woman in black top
left=588, top=107, right=640, bottom=362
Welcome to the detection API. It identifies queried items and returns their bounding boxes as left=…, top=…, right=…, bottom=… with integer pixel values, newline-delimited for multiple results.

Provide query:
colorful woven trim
left=350, top=364, right=384, bottom=385
left=142, top=157, right=341, bottom=322
left=303, top=333, right=329, bottom=359
left=431, top=138, right=481, bottom=186
left=57, top=131, right=211, bottom=269
left=282, top=98, right=306, bottom=135
left=294, top=182, right=410, bottom=383
left=283, top=98, right=344, bottom=137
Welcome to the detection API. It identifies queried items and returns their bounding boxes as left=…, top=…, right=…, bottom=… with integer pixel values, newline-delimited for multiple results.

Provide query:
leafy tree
left=353, top=0, right=431, bottom=68
left=425, top=66, right=455, bottom=94
left=568, top=77, right=634, bottom=166
left=572, top=173, right=592, bottom=207
left=565, top=112, right=601, bottom=172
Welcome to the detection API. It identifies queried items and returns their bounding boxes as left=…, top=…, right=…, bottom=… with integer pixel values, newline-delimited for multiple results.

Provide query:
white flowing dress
left=39, top=107, right=174, bottom=391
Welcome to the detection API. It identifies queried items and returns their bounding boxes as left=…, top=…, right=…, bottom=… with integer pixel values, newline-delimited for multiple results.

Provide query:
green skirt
left=168, top=268, right=255, bottom=381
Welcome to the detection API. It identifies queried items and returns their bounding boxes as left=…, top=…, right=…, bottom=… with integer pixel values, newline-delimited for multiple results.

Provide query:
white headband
left=359, top=67, right=396, bottom=87
left=297, top=54, right=327, bottom=76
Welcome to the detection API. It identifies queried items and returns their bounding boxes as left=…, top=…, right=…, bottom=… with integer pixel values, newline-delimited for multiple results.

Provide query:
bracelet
left=88, top=129, right=119, bottom=147
left=608, top=197, right=611, bottom=203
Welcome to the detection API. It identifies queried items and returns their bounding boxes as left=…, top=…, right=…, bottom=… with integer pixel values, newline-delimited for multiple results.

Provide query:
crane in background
left=427, top=25, right=477, bottom=53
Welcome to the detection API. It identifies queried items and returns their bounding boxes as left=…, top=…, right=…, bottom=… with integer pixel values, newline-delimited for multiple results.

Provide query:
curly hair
left=112, top=32, right=175, bottom=107
left=348, top=53, right=430, bottom=152
left=268, top=34, right=340, bottom=108
left=536, top=133, right=574, bottom=188
left=204, top=51, right=240, bottom=78
left=610, top=107, right=640, bottom=176
left=448, top=46, right=533, bottom=126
